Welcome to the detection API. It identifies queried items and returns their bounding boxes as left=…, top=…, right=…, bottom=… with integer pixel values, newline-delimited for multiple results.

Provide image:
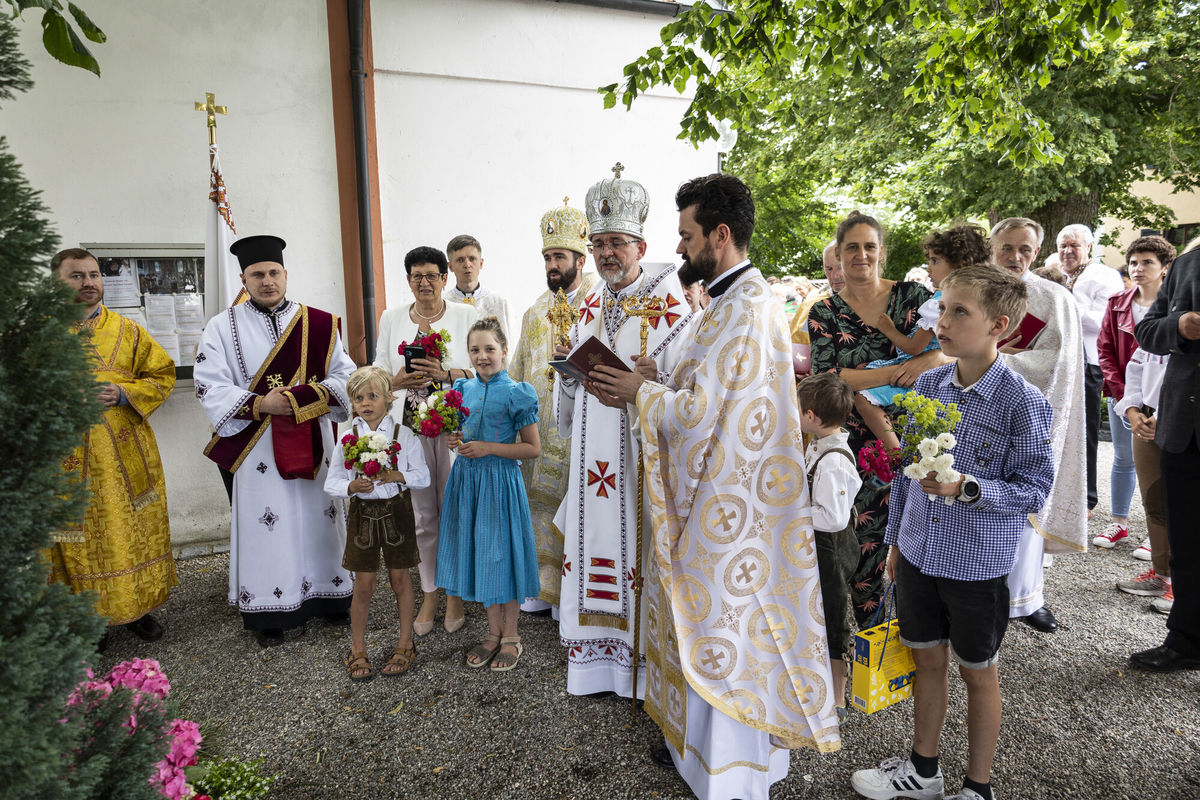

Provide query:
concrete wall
left=2, top=1, right=343, bottom=551
left=371, top=0, right=720, bottom=317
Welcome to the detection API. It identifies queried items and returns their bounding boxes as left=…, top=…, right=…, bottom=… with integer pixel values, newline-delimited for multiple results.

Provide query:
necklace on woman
left=411, top=300, right=446, bottom=322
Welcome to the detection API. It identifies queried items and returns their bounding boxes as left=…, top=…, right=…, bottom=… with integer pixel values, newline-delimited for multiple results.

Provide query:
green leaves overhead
left=602, top=0, right=1134, bottom=168
left=5, top=0, right=105, bottom=75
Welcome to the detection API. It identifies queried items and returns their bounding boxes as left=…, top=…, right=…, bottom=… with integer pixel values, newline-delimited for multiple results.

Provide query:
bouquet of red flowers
left=340, top=431, right=402, bottom=478
left=857, top=439, right=903, bottom=486
left=411, top=388, right=470, bottom=438
left=398, top=328, right=450, bottom=362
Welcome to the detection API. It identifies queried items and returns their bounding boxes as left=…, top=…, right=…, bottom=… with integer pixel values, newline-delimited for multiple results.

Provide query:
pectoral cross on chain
left=620, top=293, right=667, bottom=359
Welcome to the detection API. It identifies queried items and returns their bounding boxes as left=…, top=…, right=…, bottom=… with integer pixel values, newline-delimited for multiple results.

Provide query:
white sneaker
left=946, top=790, right=993, bottom=800
left=1043, top=553, right=1054, bottom=568
left=852, top=756, right=944, bottom=799
left=1132, top=541, right=1152, bottom=561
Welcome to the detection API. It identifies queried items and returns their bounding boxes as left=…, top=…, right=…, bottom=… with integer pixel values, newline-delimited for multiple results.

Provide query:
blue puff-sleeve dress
left=436, top=371, right=541, bottom=607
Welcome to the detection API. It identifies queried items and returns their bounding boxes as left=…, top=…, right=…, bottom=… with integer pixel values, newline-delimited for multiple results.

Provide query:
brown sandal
left=381, top=643, right=417, bottom=677
left=344, top=650, right=373, bottom=682
left=466, top=633, right=501, bottom=668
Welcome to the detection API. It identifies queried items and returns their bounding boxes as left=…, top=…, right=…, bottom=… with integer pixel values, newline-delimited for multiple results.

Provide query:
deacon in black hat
left=230, top=235, right=288, bottom=313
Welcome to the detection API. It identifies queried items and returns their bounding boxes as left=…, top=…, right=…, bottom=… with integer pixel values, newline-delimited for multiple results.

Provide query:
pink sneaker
left=1093, top=523, right=1129, bottom=548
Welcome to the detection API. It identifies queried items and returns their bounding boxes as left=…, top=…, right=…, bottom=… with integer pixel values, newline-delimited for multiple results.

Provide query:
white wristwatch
left=957, top=474, right=981, bottom=505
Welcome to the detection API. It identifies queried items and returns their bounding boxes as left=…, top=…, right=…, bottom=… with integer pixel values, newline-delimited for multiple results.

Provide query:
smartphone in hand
left=404, top=344, right=427, bottom=373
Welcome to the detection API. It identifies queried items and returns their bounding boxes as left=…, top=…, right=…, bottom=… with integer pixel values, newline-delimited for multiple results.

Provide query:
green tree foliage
left=4, top=0, right=105, bottom=75
left=608, top=0, right=1199, bottom=252
left=0, top=15, right=108, bottom=797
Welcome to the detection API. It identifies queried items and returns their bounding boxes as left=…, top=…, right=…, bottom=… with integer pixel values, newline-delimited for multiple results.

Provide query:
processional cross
left=545, top=289, right=578, bottom=380
left=194, top=92, right=227, bottom=147
left=618, top=292, right=667, bottom=721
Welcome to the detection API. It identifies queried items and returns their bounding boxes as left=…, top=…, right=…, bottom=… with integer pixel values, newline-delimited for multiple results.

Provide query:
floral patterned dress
left=808, top=281, right=932, bottom=625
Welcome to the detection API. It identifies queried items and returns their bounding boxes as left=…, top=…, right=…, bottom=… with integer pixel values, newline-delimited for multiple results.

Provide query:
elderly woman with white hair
left=1056, top=223, right=1125, bottom=516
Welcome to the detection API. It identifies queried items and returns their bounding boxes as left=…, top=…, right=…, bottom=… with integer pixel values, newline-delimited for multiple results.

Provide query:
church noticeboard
left=86, top=244, right=205, bottom=378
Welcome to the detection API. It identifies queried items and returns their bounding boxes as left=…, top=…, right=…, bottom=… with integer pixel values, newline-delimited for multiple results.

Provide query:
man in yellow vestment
left=50, top=249, right=178, bottom=646
left=509, top=199, right=598, bottom=612
left=591, top=175, right=839, bottom=800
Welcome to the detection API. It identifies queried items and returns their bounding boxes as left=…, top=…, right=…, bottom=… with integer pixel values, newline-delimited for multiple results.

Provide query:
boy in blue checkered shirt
left=852, top=265, right=1055, bottom=800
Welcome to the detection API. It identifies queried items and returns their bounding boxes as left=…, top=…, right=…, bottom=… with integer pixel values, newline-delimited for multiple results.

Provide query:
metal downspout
left=348, top=0, right=377, bottom=362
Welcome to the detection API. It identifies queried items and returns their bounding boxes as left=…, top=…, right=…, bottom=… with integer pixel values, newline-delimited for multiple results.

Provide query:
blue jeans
left=1108, top=397, right=1137, bottom=518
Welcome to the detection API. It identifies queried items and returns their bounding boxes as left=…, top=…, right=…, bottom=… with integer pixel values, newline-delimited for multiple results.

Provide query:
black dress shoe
left=124, top=615, right=164, bottom=641
left=650, top=742, right=676, bottom=770
left=255, top=628, right=286, bottom=648
left=1130, top=645, right=1200, bottom=672
left=323, top=612, right=351, bottom=627
left=1019, top=606, right=1058, bottom=633
left=97, top=631, right=110, bottom=653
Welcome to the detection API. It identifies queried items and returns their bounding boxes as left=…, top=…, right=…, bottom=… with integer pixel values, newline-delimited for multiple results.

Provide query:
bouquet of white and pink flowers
left=410, top=388, right=470, bottom=439
left=339, top=430, right=402, bottom=479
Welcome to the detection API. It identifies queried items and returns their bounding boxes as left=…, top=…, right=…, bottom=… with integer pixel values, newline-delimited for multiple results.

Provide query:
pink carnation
left=341, top=433, right=356, bottom=445
left=363, top=460, right=382, bottom=478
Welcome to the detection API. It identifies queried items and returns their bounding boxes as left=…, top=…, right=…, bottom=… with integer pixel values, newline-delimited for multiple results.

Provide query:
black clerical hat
left=230, top=235, right=287, bottom=271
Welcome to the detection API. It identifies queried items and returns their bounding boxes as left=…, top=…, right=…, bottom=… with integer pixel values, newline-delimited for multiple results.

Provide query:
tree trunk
left=988, top=191, right=1101, bottom=266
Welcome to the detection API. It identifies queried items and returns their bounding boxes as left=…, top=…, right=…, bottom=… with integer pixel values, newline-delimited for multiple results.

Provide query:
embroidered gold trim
left=55, top=551, right=174, bottom=582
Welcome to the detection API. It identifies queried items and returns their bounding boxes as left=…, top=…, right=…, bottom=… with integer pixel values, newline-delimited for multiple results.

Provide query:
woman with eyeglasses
left=373, top=245, right=480, bottom=637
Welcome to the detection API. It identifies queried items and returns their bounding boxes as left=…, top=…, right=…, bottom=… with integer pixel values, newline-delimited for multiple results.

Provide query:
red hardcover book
left=999, top=312, right=1047, bottom=350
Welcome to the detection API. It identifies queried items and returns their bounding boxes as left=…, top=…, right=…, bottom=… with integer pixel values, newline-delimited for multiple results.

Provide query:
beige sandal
left=381, top=643, right=417, bottom=676
left=466, top=633, right=501, bottom=668
left=490, top=636, right=523, bottom=673
left=344, top=650, right=373, bottom=682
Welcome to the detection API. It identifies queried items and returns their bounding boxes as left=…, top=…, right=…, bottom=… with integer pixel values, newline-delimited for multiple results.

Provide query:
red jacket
left=1097, top=287, right=1141, bottom=399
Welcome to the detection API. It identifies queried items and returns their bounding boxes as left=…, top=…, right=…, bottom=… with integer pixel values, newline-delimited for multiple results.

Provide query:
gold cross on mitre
left=194, top=91, right=227, bottom=146
left=620, top=292, right=667, bottom=357
left=611, top=161, right=624, bottom=179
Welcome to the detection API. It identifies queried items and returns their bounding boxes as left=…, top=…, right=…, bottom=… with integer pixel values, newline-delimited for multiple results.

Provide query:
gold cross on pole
left=617, top=291, right=667, bottom=721
left=544, top=288, right=578, bottom=381
left=194, top=91, right=227, bottom=147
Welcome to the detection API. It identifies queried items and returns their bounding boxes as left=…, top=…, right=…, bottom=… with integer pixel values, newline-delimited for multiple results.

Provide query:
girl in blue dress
left=436, top=317, right=541, bottom=672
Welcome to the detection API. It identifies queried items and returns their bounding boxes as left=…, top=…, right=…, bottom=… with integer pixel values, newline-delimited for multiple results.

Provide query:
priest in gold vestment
left=591, top=176, right=839, bottom=800
left=508, top=200, right=598, bottom=612
left=49, top=249, right=177, bottom=643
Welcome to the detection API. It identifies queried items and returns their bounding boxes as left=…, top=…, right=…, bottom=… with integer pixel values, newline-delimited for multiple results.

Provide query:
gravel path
left=97, top=442, right=1200, bottom=799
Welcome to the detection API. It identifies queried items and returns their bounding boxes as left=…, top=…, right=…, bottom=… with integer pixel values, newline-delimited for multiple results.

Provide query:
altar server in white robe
left=509, top=199, right=599, bottom=614
left=553, top=163, right=694, bottom=698
left=194, top=235, right=356, bottom=647
left=591, top=173, right=839, bottom=800
left=991, top=218, right=1088, bottom=633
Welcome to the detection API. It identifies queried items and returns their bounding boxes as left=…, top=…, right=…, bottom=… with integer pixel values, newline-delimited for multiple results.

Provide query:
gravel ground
left=97, top=441, right=1200, bottom=799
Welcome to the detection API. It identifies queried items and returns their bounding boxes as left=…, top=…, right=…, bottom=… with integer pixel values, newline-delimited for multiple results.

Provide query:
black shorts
left=894, top=552, right=1009, bottom=669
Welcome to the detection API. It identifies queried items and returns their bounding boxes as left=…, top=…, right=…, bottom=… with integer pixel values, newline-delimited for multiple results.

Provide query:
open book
left=549, top=335, right=632, bottom=383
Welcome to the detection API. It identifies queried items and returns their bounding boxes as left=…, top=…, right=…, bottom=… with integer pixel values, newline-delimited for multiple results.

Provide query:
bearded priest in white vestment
left=553, top=164, right=693, bottom=697
left=991, top=219, right=1087, bottom=632
left=592, top=174, right=839, bottom=800
left=194, top=235, right=356, bottom=646
left=509, top=200, right=599, bottom=613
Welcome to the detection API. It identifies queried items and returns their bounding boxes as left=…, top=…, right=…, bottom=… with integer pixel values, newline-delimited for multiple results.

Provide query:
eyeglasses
left=409, top=273, right=444, bottom=284
left=590, top=238, right=639, bottom=254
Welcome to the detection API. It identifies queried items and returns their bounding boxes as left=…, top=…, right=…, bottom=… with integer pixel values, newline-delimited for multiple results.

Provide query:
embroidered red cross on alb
left=579, top=294, right=601, bottom=325
left=587, top=460, right=616, bottom=498
left=648, top=293, right=682, bottom=329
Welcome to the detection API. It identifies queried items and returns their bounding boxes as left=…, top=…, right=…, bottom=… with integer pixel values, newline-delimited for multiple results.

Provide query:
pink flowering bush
left=64, top=659, right=205, bottom=800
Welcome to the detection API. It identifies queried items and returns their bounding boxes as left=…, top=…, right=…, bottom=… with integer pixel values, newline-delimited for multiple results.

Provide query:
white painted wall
left=1, top=0, right=716, bottom=549
left=1, top=1, right=343, bottom=549
left=371, top=0, right=720, bottom=319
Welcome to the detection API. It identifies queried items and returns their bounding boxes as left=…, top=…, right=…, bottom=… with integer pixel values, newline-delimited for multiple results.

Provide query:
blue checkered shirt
left=884, top=359, right=1055, bottom=581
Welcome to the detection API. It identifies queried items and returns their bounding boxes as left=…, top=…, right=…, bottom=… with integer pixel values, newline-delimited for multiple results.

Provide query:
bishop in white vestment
left=194, top=236, right=356, bottom=643
left=992, top=220, right=1087, bottom=626
left=553, top=165, right=693, bottom=698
